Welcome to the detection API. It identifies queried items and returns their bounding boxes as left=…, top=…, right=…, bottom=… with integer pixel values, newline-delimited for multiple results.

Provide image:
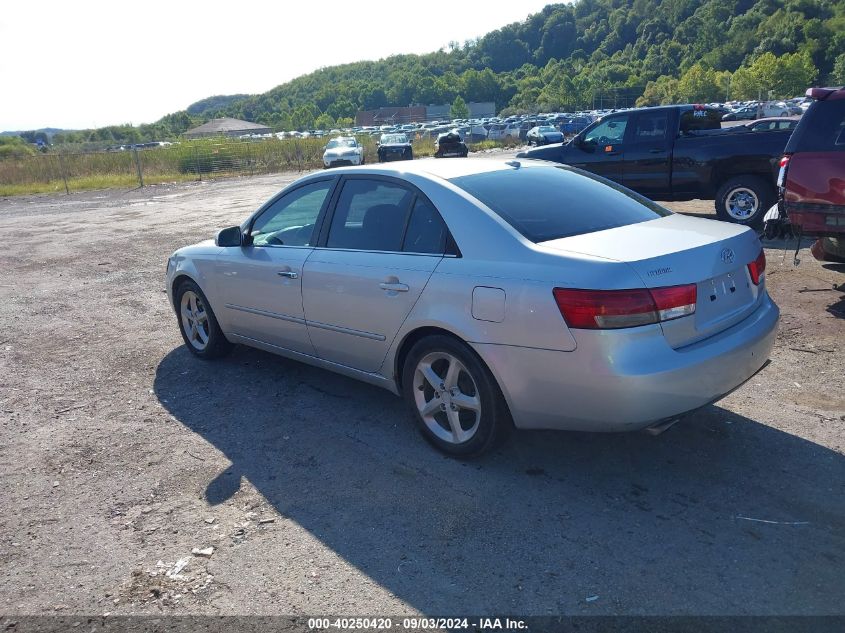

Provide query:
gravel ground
left=0, top=161, right=843, bottom=617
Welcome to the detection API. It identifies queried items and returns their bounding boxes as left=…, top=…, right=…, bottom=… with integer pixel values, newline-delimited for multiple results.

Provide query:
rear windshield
left=450, top=165, right=671, bottom=242
left=785, top=99, right=845, bottom=153
left=679, top=108, right=723, bottom=133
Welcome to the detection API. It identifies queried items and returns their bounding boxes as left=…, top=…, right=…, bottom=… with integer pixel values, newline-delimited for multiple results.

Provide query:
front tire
left=175, top=280, right=232, bottom=359
left=402, top=335, right=511, bottom=457
left=715, top=175, right=774, bottom=226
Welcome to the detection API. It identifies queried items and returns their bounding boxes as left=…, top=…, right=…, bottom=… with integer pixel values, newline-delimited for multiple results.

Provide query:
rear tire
left=402, top=335, right=511, bottom=457
left=715, top=175, right=774, bottom=226
left=175, top=280, right=232, bottom=359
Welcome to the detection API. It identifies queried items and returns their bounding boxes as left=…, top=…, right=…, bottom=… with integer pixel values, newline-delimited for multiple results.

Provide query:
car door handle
left=379, top=282, right=409, bottom=292
left=605, top=151, right=621, bottom=156
left=277, top=270, right=298, bottom=279
left=648, top=148, right=663, bottom=154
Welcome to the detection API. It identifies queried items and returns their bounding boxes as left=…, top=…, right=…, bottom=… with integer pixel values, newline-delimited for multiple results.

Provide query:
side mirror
left=216, top=226, right=242, bottom=247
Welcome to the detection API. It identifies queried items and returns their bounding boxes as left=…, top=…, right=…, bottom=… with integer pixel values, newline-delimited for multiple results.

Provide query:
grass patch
left=0, top=173, right=199, bottom=197
left=0, top=136, right=517, bottom=196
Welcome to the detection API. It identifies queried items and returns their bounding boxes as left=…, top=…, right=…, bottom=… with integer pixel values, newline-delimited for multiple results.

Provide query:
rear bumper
left=473, top=294, right=779, bottom=432
left=785, top=207, right=845, bottom=238
left=379, top=151, right=412, bottom=162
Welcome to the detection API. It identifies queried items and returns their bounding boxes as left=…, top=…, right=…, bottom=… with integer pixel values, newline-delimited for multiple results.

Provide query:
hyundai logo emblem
left=720, top=248, right=735, bottom=264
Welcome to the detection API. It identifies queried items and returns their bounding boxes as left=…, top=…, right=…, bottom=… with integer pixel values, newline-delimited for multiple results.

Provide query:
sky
left=0, top=0, right=557, bottom=131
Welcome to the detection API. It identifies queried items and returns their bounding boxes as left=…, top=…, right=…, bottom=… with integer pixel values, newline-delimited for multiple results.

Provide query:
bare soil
left=0, top=164, right=843, bottom=617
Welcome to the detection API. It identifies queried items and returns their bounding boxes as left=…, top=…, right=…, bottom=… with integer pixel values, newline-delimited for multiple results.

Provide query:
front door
left=302, top=177, right=448, bottom=373
left=569, top=113, right=630, bottom=184
left=215, top=179, right=334, bottom=355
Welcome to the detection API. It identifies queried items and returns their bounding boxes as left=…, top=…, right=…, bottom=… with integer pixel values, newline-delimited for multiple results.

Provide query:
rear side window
left=402, top=198, right=447, bottom=254
left=785, top=100, right=845, bottom=153
left=679, top=108, right=722, bottom=133
left=450, top=165, right=671, bottom=242
left=632, top=111, right=669, bottom=142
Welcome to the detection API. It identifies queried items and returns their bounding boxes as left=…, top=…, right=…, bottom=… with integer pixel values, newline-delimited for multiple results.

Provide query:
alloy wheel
left=180, top=290, right=210, bottom=351
left=412, top=352, right=481, bottom=444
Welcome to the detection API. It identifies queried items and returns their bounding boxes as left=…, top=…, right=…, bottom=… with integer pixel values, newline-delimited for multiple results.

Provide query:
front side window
left=327, top=180, right=414, bottom=251
left=583, top=116, right=628, bottom=147
left=249, top=180, right=332, bottom=247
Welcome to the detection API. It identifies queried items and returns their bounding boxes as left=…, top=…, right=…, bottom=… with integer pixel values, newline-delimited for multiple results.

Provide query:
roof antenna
left=505, top=160, right=521, bottom=169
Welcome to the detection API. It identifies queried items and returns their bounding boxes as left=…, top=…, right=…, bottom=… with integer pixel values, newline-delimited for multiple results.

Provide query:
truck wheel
left=715, top=176, right=774, bottom=226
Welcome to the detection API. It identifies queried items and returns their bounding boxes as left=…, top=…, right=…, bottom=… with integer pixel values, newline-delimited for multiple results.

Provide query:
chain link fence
left=0, top=137, right=368, bottom=196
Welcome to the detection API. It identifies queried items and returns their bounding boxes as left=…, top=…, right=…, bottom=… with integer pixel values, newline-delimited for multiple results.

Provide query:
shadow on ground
left=154, top=345, right=845, bottom=615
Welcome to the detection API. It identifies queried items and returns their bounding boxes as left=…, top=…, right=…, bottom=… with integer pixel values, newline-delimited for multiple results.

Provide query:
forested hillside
left=52, top=0, right=845, bottom=143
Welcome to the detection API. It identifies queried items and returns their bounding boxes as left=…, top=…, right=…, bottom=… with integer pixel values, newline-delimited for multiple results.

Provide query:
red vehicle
left=775, top=86, right=845, bottom=261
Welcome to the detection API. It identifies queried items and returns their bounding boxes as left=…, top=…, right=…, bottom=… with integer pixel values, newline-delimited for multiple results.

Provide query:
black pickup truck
left=518, top=105, right=792, bottom=225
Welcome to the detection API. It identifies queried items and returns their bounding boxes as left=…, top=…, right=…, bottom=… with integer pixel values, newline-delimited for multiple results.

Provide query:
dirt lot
left=0, top=161, right=843, bottom=617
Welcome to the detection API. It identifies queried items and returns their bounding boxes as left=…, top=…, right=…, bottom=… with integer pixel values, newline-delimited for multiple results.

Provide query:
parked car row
left=714, top=99, right=804, bottom=121
left=280, top=110, right=603, bottom=145
left=322, top=130, right=470, bottom=166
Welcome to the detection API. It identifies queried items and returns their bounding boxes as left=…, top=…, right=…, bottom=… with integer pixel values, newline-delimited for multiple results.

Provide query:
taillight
left=747, top=249, right=766, bottom=285
left=777, top=155, right=790, bottom=188
left=553, top=284, right=697, bottom=330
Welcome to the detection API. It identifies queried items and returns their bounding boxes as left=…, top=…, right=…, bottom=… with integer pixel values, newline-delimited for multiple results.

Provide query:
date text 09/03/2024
left=307, top=618, right=528, bottom=630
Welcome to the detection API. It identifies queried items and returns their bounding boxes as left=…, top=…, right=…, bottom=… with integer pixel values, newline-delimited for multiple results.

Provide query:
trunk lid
left=540, top=214, right=765, bottom=348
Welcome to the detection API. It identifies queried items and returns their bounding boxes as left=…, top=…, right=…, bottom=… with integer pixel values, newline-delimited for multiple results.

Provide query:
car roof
left=321, top=158, right=549, bottom=181
left=749, top=117, right=796, bottom=123
left=807, top=86, right=845, bottom=101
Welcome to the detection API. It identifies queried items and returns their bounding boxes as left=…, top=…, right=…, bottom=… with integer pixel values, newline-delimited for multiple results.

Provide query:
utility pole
left=132, top=146, right=144, bottom=188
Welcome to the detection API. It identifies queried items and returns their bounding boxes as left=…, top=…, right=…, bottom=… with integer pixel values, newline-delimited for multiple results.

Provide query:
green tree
left=326, top=97, right=357, bottom=121
left=291, top=104, right=318, bottom=130
left=450, top=95, right=470, bottom=119
left=314, top=113, right=335, bottom=130
left=676, top=64, right=730, bottom=103
left=636, top=75, right=679, bottom=105
left=729, top=66, right=762, bottom=100
left=831, top=53, right=845, bottom=85
left=746, top=51, right=818, bottom=98
left=0, top=136, right=37, bottom=160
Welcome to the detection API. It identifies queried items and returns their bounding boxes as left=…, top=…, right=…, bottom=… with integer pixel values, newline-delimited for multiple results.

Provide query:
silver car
left=166, top=159, right=779, bottom=456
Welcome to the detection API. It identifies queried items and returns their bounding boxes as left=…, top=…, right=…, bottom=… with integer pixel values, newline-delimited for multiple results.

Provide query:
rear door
left=622, top=109, right=672, bottom=197
left=302, top=177, right=448, bottom=373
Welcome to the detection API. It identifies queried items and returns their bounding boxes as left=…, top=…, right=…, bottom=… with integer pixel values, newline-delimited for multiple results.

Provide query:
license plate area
left=695, top=269, right=755, bottom=329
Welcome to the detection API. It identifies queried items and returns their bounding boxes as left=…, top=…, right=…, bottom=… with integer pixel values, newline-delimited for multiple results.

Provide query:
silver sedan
left=166, top=159, right=779, bottom=456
